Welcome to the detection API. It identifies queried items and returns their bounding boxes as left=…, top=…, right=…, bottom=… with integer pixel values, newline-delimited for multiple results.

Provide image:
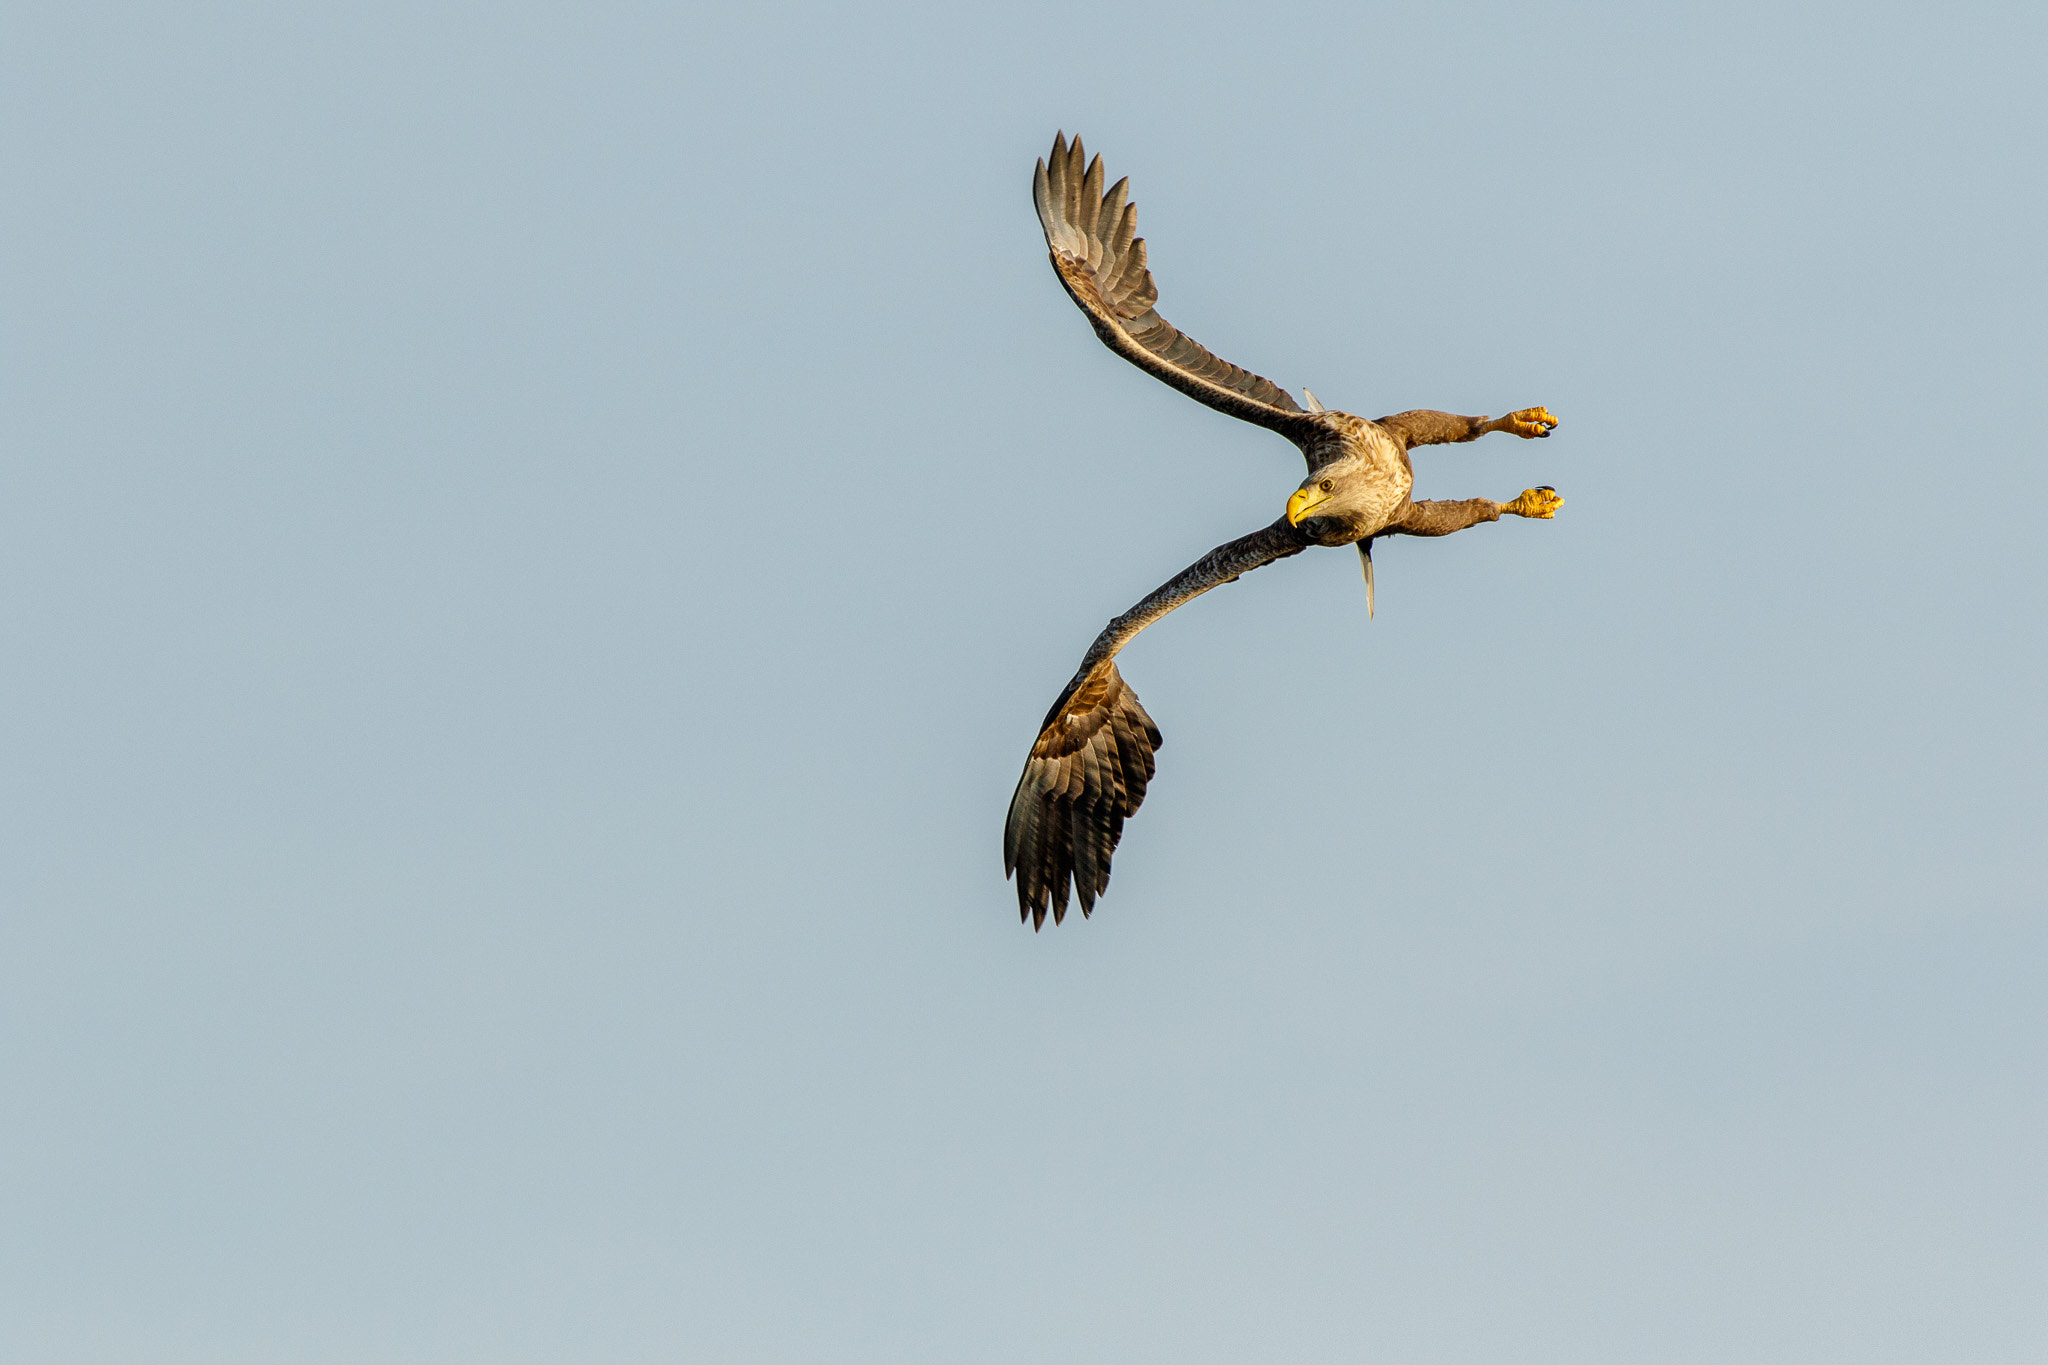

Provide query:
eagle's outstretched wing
left=1005, top=519, right=1312, bottom=927
left=1034, top=134, right=1320, bottom=446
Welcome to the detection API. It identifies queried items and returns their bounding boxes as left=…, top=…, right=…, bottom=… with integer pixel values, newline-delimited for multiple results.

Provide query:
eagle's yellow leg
left=1493, top=407, right=1559, bottom=439
left=1500, top=486, right=1564, bottom=519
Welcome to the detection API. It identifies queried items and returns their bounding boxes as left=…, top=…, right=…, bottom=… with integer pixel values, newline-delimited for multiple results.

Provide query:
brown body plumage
left=1005, top=134, right=1565, bottom=929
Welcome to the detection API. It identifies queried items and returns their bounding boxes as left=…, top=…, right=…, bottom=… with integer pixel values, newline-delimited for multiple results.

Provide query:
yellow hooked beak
left=1286, top=487, right=1330, bottom=526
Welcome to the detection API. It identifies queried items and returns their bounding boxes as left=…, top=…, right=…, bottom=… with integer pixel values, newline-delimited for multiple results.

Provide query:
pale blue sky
left=4, top=2, right=2044, bottom=1361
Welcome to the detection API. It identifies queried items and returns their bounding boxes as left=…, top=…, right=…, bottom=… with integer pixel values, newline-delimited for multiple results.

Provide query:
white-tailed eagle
left=1006, top=134, right=1564, bottom=928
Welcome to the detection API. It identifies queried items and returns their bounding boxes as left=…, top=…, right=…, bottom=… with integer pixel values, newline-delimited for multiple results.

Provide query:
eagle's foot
left=1500, top=486, right=1563, bottom=519
left=1497, top=407, right=1558, bottom=439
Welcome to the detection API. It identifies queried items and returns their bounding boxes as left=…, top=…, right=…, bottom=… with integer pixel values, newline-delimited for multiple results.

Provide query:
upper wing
left=1033, top=134, right=1320, bottom=446
left=1004, top=518, right=1312, bottom=928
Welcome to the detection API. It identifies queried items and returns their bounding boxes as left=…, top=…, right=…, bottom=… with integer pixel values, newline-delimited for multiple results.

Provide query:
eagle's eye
left=1318, top=479, right=1333, bottom=493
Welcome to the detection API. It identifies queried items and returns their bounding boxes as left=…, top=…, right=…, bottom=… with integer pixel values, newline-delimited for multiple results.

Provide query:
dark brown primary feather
left=1033, top=133, right=1319, bottom=445
left=1004, top=661, right=1161, bottom=929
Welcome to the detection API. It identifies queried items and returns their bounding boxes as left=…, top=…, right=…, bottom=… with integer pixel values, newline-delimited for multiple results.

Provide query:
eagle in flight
left=1006, top=133, right=1564, bottom=929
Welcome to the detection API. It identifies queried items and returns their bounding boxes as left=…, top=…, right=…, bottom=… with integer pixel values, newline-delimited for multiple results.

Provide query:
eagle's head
left=1285, top=465, right=1377, bottom=545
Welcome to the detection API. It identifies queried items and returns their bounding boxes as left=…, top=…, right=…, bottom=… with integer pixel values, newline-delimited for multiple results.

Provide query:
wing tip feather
left=1003, top=660, right=1161, bottom=929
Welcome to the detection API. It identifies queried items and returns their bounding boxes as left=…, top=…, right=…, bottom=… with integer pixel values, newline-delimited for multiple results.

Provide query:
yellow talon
left=1501, top=406, right=1558, bottom=439
left=1502, top=486, right=1563, bottom=519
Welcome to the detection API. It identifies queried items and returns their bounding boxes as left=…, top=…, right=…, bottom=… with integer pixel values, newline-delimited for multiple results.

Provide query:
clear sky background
left=4, top=2, right=2044, bottom=1361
